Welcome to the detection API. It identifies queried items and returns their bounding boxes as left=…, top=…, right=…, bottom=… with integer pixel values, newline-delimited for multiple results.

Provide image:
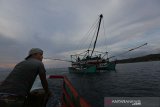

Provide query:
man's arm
left=39, top=71, right=49, bottom=93
left=38, top=62, right=50, bottom=93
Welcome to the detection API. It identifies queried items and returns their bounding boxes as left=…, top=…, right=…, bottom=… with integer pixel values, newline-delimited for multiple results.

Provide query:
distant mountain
left=116, top=54, right=160, bottom=64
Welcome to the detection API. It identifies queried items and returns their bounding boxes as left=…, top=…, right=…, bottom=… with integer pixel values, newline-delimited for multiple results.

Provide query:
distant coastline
left=115, top=53, right=160, bottom=64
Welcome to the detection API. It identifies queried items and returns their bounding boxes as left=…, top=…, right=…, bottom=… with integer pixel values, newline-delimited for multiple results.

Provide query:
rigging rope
left=77, top=18, right=99, bottom=51
left=109, top=43, right=148, bottom=59
left=44, top=58, right=72, bottom=62
left=102, top=18, right=108, bottom=53
left=88, top=22, right=99, bottom=52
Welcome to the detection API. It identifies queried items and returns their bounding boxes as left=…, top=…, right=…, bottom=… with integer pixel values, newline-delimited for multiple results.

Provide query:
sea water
left=47, top=61, right=160, bottom=107
left=67, top=61, right=160, bottom=107
left=0, top=61, right=160, bottom=107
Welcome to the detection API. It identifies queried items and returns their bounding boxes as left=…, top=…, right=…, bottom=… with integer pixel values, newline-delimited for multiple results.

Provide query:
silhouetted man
left=0, top=48, right=51, bottom=107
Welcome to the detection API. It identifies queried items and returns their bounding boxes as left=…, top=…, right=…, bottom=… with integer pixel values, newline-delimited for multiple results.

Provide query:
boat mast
left=91, top=14, right=103, bottom=57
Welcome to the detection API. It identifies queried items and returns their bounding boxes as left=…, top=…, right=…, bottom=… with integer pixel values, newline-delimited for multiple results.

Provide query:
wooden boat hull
left=97, top=62, right=116, bottom=71
left=69, top=62, right=116, bottom=73
left=49, top=75, right=91, bottom=107
left=68, top=66, right=97, bottom=73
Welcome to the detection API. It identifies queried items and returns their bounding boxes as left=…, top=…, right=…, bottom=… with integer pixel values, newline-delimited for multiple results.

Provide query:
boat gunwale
left=49, top=75, right=91, bottom=107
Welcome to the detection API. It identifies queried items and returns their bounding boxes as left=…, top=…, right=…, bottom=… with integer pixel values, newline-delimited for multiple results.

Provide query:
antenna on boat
left=90, top=14, right=103, bottom=57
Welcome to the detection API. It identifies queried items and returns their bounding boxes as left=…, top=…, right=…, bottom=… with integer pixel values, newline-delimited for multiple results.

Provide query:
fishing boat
left=69, top=14, right=116, bottom=73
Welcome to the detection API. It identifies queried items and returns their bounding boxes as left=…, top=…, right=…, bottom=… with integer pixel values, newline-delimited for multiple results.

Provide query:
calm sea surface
left=68, top=61, right=160, bottom=107
left=0, top=61, right=160, bottom=107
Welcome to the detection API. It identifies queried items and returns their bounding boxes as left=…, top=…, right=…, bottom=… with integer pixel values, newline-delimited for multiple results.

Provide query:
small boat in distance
left=68, top=14, right=116, bottom=73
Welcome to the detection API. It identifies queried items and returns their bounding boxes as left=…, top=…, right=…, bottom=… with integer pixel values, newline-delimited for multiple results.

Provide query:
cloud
left=0, top=0, right=160, bottom=68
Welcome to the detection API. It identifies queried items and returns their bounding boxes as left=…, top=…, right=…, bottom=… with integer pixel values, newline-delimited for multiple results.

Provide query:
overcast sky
left=0, top=0, right=160, bottom=68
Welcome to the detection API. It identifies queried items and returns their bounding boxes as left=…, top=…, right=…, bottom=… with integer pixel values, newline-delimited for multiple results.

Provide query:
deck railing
left=49, top=75, right=91, bottom=107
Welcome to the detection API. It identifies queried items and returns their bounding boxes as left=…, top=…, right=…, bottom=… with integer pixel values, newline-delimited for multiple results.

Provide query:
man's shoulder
left=30, top=59, right=45, bottom=67
left=28, top=58, right=42, bottom=63
left=18, top=58, right=43, bottom=67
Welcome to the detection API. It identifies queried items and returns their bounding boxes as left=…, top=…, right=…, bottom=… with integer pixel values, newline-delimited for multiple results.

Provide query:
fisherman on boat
left=0, top=48, right=51, bottom=107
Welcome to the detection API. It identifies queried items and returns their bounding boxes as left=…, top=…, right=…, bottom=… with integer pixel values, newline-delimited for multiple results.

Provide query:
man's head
left=25, top=48, right=43, bottom=61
